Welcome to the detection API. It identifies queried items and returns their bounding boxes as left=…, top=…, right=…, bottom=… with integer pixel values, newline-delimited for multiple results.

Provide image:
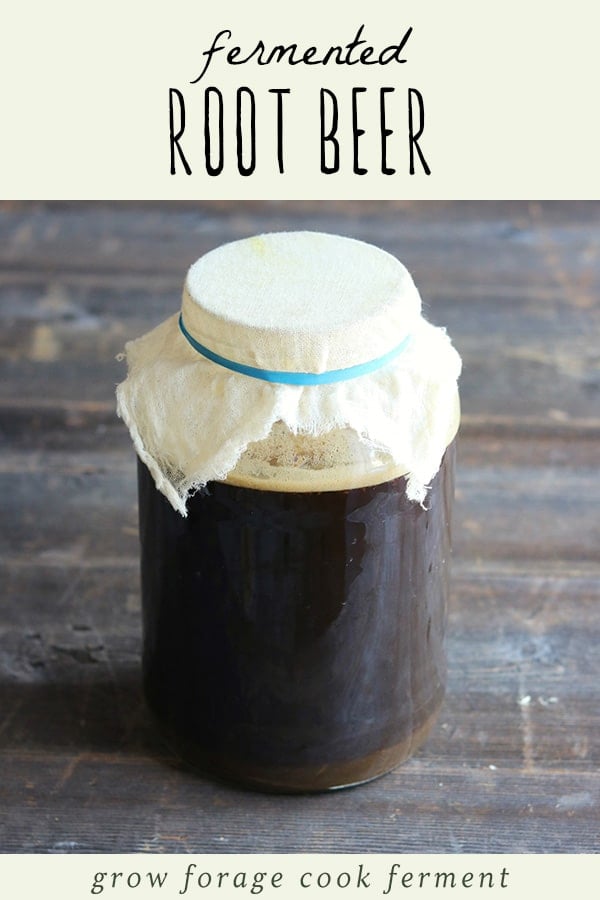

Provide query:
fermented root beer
left=138, top=440, right=455, bottom=791
left=117, top=232, right=462, bottom=791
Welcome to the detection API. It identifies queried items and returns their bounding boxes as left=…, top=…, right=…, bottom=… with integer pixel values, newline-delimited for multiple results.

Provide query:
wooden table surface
left=0, top=201, right=598, bottom=854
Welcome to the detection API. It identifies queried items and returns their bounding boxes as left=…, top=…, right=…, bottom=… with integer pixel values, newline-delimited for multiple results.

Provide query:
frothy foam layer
left=226, top=392, right=460, bottom=493
left=225, top=422, right=409, bottom=492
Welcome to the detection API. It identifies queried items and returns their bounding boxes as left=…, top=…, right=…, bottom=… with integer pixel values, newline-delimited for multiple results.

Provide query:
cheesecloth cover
left=116, top=231, right=462, bottom=516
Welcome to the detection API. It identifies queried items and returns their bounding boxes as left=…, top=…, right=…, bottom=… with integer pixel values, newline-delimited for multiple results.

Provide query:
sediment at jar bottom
left=147, top=691, right=444, bottom=793
left=137, top=443, right=454, bottom=792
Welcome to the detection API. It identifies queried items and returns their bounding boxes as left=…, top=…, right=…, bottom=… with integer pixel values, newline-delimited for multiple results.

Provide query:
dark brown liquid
left=137, top=445, right=454, bottom=792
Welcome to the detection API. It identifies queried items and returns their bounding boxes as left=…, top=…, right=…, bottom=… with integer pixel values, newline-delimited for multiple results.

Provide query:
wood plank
left=1, top=552, right=598, bottom=852
left=0, top=458, right=598, bottom=564
left=1, top=750, right=598, bottom=853
left=1, top=202, right=598, bottom=285
left=3, top=402, right=600, bottom=468
left=0, top=202, right=598, bottom=419
left=1, top=203, right=598, bottom=324
left=1, top=575, right=598, bottom=852
left=4, top=572, right=598, bottom=694
left=1, top=346, right=598, bottom=423
left=1, top=202, right=597, bottom=855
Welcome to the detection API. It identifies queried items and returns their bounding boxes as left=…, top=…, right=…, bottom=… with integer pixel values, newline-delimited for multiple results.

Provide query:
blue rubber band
left=179, top=313, right=411, bottom=386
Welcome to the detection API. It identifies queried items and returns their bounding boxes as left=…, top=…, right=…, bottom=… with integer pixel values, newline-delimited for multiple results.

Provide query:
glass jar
left=137, top=421, right=456, bottom=792
left=118, top=231, right=462, bottom=792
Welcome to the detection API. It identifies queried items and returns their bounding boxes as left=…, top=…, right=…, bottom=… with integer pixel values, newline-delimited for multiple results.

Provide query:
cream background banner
left=1, top=0, right=598, bottom=199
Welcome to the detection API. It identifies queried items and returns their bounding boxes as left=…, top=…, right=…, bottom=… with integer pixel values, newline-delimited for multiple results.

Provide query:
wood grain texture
left=1, top=201, right=598, bottom=419
left=0, top=201, right=598, bottom=853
